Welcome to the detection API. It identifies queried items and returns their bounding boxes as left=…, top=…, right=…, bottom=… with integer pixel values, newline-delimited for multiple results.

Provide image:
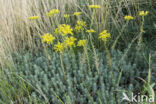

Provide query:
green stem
left=104, top=42, right=112, bottom=69
left=112, top=20, right=129, bottom=50
left=89, top=9, right=100, bottom=75
left=137, top=16, right=145, bottom=52
left=118, top=34, right=140, bottom=65
left=84, top=46, right=91, bottom=72
left=90, top=10, right=95, bottom=28
left=59, top=53, right=66, bottom=79
left=44, top=45, right=50, bottom=68
left=89, top=33, right=100, bottom=75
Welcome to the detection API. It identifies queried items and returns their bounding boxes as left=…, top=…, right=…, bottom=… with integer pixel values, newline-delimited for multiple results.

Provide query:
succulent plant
left=12, top=49, right=149, bottom=104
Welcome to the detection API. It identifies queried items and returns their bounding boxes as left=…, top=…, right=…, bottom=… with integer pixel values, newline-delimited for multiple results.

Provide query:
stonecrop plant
left=73, top=12, right=82, bottom=16
left=89, top=5, right=101, bottom=9
left=41, top=33, right=55, bottom=44
left=86, top=29, right=96, bottom=33
left=37, top=7, right=150, bottom=57
left=124, top=15, right=134, bottom=20
left=46, top=9, right=60, bottom=17
left=28, top=16, right=39, bottom=20
left=54, top=24, right=73, bottom=36
left=98, top=30, right=111, bottom=42
left=77, top=40, right=87, bottom=47
left=139, top=11, right=149, bottom=16
left=64, top=37, right=77, bottom=48
left=54, top=42, right=64, bottom=53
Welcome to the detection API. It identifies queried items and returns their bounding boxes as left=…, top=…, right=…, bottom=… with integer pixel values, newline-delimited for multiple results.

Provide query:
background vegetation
left=0, top=0, right=155, bottom=104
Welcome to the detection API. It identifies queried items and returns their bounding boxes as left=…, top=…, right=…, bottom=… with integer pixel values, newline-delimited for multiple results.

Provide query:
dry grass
left=0, top=0, right=150, bottom=64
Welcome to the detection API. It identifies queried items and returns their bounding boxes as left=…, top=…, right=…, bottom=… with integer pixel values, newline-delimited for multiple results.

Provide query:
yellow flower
left=77, top=40, right=87, bottom=47
left=46, top=9, right=60, bottom=17
left=99, top=30, right=107, bottom=35
left=55, top=24, right=73, bottom=36
left=74, top=21, right=86, bottom=32
left=28, top=16, right=39, bottom=20
left=124, top=16, right=134, bottom=20
left=74, top=25, right=84, bottom=32
left=41, top=33, right=55, bottom=44
left=54, top=42, right=64, bottom=53
left=73, top=12, right=82, bottom=16
left=98, top=30, right=111, bottom=42
left=86, top=29, right=96, bottom=33
left=89, top=5, right=101, bottom=9
left=64, top=14, right=70, bottom=18
left=76, top=21, right=86, bottom=27
left=64, top=37, right=77, bottom=48
left=139, top=11, right=149, bottom=16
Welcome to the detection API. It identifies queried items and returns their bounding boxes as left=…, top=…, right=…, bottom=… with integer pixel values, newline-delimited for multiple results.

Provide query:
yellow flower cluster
left=55, top=24, right=73, bottom=36
left=86, top=29, right=96, bottom=33
left=98, top=30, right=111, bottom=42
left=41, top=33, right=55, bottom=44
left=28, top=16, right=39, bottom=20
left=74, top=26, right=84, bottom=32
left=64, top=37, right=77, bottom=48
left=77, top=21, right=86, bottom=27
left=53, top=37, right=77, bottom=53
left=73, top=12, right=82, bottom=16
left=139, top=11, right=148, bottom=16
left=74, top=21, right=86, bottom=32
left=64, top=14, right=70, bottom=18
left=77, top=40, right=87, bottom=47
left=54, top=42, right=64, bottom=53
left=46, top=9, right=60, bottom=17
left=124, top=16, right=134, bottom=20
left=89, top=5, right=101, bottom=9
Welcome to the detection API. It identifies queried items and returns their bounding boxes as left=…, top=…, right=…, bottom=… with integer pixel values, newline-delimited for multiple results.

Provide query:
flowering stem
left=84, top=46, right=91, bottom=72
left=59, top=53, right=66, bottom=79
left=65, top=16, right=70, bottom=24
left=89, top=33, right=100, bottom=75
left=104, top=42, right=112, bottom=69
left=137, top=16, right=145, bottom=52
left=90, top=10, right=95, bottom=28
left=111, top=20, right=129, bottom=50
left=89, top=9, right=100, bottom=75
left=118, top=34, right=140, bottom=64
left=44, top=45, right=50, bottom=67
left=70, top=47, right=76, bottom=61
left=104, top=42, right=114, bottom=89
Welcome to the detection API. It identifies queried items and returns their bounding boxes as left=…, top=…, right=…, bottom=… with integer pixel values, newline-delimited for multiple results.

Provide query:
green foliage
left=0, top=70, right=46, bottom=104
left=12, top=49, right=149, bottom=104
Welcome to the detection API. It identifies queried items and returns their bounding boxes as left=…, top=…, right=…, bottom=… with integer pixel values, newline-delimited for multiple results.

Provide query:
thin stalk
left=112, top=20, right=129, bottom=50
left=137, top=16, right=145, bottom=52
left=89, top=33, right=100, bottom=75
left=59, top=53, right=66, bottom=79
left=118, top=34, right=140, bottom=65
left=104, top=42, right=112, bottom=70
left=89, top=9, right=100, bottom=75
left=147, top=54, right=151, bottom=84
left=84, top=46, right=91, bottom=71
left=44, top=45, right=50, bottom=68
